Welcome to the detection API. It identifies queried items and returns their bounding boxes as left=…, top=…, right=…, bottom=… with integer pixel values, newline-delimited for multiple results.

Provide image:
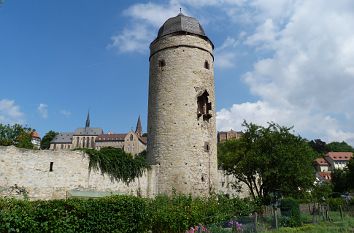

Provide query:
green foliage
left=218, top=121, right=316, bottom=201
left=347, top=159, right=354, bottom=190
left=332, top=169, right=349, bottom=193
left=327, top=198, right=345, bottom=211
left=40, top=130, right=58, bottom=149
left=326, top=141, right=354, bottom=152
left=280, top=198, right=301, bottom=227
left=0, top=195, right=149, bottom=233
left=308, top=139, right=327, bottom=155
left=0, top=195, right=257, bottom=233
left=83, top=147, right=149, bottom=184
left=0, top=123, right=34, bottom=149
left=311, top=182, right=333, bottom=202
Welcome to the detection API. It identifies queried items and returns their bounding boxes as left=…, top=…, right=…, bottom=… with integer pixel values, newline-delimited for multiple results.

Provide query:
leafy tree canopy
left=309, top=139, right=354, bottom=155
left=40, top=130, right=58, bottom=149
left=218, top=121, right=316, bottom=202
left=326, top=141, right=354, bottom=152
left=309, top=139, right=327, bottom=154
left=0, top=123, right=34, bottom=149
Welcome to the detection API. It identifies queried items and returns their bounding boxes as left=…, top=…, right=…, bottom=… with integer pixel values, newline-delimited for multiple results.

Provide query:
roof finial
left=179, top=8, right=182, bottom=14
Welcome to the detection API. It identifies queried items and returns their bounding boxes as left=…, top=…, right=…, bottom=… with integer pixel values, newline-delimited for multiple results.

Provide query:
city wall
left=0, top=146, right=248, bottom=200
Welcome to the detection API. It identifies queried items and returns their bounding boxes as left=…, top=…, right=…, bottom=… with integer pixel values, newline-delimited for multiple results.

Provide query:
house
left=314, top=157, right=330, bottom=172
left=217, top=129, right=243, bottom=143
left=324, top=152, right=353, bottom=170
left=30, top=131, right=41, bottom=149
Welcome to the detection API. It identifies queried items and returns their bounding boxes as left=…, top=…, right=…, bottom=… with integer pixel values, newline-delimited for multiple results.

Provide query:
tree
left=40, top=130, right=58, bottom=149
left=331, top=169, right=349, bottom=193
left=326, top=141, right=354, bottom=152
left=309, top=139, right=327, bottom=154
left=218, top=121, right=316, bottom=202
left=0, top=123, right=34, bottom=149
left=347, top=159, right=354, bottom=190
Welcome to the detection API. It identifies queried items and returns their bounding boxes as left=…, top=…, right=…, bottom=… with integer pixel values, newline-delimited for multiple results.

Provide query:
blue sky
left=1, top=0, right=354, bottom=146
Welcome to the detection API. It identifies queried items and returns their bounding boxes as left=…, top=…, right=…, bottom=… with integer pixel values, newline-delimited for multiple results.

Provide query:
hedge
left=0, top=195, right=257, bottom=233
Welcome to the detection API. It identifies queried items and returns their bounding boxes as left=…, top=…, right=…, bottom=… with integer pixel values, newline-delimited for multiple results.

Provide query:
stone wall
left=148, top=34, right=218, bottom=197
left=0, top=146, right=248, bottom=200
left=0, top=146, right=157, bottom=200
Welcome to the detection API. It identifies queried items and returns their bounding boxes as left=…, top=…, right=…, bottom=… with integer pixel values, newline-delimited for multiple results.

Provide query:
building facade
left=50, top=113, right=146, bottom=155
left=314, top=151, right=353, bottom=182
left=217, top=130, right=243, bottom=143
left=147, top=13, right=218, bottom=196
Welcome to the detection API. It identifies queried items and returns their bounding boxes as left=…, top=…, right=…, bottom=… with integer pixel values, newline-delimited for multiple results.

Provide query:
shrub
left=280, top=197, right=301, bottom=227
left=327, top=197, right=345, bottom=211
left=0, top=195, right=258, bottom=233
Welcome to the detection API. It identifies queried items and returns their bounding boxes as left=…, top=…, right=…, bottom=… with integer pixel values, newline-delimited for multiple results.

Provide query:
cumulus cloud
left=116, top=0, right=354, bottom=145
left=0, top=99, right=24, bottom=124
left=37, top=103, right=48, bottom=119
left=109, top=1, right=183, bottom=53
left=217, top=0, right=354, bottom=145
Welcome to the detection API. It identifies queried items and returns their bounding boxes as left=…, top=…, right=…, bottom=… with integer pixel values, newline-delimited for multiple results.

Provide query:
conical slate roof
left=157, top=13, right=206, bottom=39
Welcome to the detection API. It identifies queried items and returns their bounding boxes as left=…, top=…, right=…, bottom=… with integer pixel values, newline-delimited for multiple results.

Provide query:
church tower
left=147, top=13, right=217, bottom=196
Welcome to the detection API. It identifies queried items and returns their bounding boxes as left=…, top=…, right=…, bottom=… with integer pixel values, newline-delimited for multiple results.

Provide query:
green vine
left=83, top=147, right=149, bottom=184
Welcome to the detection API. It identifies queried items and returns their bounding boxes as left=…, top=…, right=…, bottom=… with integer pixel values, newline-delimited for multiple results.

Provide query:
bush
left=0, top=195, right=258, bottom=233
left=280, top=198, right=301, bottom=227
left=0, top=195, right=150, bottom=233
left=327, top=198, right=345, bottom=211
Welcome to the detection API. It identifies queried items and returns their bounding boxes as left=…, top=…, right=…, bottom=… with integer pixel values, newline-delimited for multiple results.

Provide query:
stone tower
left=147, top=13, right=217, bottom=196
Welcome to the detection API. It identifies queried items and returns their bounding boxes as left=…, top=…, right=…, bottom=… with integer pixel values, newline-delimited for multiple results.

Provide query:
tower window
left=197, top=91, right=212, bottom=121
left=204, top=142, right=210, bottom=152
left=130, top=134, right=134, bottom=141
left=204, top=60, right=210, bottom=70
left=158, top=60, right=166, bottom=68
left=49, top=162, right=54, bottom=172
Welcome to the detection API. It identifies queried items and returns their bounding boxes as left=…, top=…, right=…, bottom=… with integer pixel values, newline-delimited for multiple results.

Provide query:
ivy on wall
left=83, top=147, right=149, bottom=184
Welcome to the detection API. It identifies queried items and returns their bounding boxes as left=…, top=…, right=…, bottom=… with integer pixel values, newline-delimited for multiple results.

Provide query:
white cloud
left=116, top=0, right=354, bottom=145
left=0, top=99, right=24, bottom=124
left=109, top=1, right=183, bottom=53
left=60, top=110, right=71, bottom=117
left=37, top=103, right=48, bottom=119
left=109, top=24, right=153, bottom=53
left=217, top=0, right=354, bottom=145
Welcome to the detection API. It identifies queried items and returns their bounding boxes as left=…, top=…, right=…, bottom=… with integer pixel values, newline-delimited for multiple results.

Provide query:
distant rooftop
left=325, top=152, right=353, bottom=161
left=51, top=132, right=73, bottom=144
left=74, top=127, right=103, bottom=136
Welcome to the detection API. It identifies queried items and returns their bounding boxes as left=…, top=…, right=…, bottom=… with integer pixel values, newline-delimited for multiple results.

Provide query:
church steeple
left=135, top=115, right=142, bottom=136
left=85, top=111, right=90, bottom=128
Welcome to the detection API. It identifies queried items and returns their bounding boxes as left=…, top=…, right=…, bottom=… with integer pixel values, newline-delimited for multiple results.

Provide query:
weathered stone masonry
left=0, top=146, right=158, bottom=200
left=147, top=14, right=218, bottom=197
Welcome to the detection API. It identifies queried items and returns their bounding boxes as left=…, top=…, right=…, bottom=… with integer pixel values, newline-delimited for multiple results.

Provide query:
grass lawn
left=261, top=213, right=354, bottom=233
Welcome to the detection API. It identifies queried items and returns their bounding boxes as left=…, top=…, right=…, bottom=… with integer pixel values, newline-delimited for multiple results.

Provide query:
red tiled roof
left=326, top=152, right=353, bottom=161
left=30, top=131, right=40, bottom=139
left=96, top=134, right=126, bottom=142
left=314, top=158, right=329, bottom=166
left=318, top=172, right=332, bottom=180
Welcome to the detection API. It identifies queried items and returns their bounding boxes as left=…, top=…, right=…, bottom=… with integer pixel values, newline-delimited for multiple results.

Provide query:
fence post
left=273, top=206, right=278, bottom=229
left=339, top=205, right=343, bottom=220
left=254, top=212, right=258, bottom=232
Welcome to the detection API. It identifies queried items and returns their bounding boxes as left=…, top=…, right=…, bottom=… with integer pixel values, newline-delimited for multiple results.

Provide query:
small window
left=204, top=60, right=210, bottom=70
left=197, top=91, right=212, bottom=121
left=49, top=162, right=54, bottom=172
left=130, top=135, right=134, bottom=141
left=204, top=142, right=210, bottom=152
left=158, top=60, right=166, bottom=67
